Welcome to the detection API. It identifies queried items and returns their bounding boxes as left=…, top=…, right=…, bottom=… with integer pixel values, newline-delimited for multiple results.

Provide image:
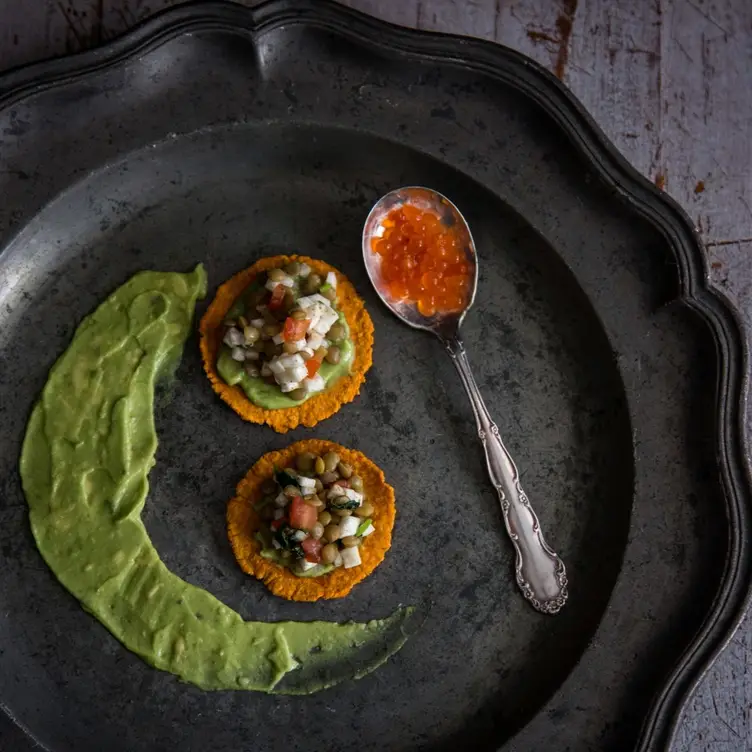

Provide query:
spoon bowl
left=362, top=186, right=569, bottom=614
left=362, top=186, right=478, bottom=339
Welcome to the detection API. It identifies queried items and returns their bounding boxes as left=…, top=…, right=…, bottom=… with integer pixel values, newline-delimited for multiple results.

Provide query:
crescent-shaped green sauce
left=19, top=265, right=412, bottom=692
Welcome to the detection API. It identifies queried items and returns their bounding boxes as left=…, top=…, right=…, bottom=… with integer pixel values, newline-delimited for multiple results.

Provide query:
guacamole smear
left=19, top=265, right=412, bottom=692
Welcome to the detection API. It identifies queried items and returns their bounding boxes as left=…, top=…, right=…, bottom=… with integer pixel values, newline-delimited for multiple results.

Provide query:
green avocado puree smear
left=19, top=265, right=413, bottom=693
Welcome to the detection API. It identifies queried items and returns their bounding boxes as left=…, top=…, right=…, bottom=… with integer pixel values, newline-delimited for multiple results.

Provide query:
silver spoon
left=362, top=186, right=568, bottom=614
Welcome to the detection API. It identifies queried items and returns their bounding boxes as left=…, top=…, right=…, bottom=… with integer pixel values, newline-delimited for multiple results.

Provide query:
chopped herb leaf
left=274, top=467, right=298, bottom=489
left=329, top=497, right=359, bottom=511
left=274, top=525, right=306, bottom=559
left=274, top=526, right=293, bottom=549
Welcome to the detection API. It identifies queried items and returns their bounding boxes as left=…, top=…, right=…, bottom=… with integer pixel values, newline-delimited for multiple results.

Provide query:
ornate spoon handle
left=444, top=336, right=568, bottom=614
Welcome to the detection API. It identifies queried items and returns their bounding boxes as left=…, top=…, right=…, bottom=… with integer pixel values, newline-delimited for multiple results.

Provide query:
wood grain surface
left=1, top=0, right=750, bottom=749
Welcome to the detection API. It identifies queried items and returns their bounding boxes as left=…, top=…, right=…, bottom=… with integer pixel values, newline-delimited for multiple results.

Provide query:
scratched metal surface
left=0, top=1, right=750, bottom=750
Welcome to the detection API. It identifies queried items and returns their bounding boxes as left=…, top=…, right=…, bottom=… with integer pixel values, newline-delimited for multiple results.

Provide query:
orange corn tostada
left=199, top=255, right=373, bottom=433
left=227, top=440, right=395, bottom=602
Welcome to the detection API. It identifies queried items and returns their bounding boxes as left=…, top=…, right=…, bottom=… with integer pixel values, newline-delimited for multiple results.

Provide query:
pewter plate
left=0, top=2, right=749, bottom=751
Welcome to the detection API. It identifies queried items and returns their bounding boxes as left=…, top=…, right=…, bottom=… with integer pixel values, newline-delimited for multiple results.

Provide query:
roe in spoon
left=363, top=186, right=568, bottom=614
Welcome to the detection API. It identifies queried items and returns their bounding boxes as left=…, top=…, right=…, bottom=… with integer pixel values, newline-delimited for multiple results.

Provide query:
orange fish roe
left=371, top=203, right=472, bottom=317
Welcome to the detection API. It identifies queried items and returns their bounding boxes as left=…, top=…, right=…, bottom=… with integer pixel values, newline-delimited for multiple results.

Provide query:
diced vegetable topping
left=256, top=451, right=376, bottom=577
left=339, top=516, right=360, bottom=538
left=275, top=468, right=298, bottom=489
left=283, top=316, right=310, bottom=342
left=217, top=261, right=351, bottom=401
left=268, top=284, right=286, bottom=311
left=304, top=373, right=326, bottom=394
left=301, top=537, right=322, bottom=563
left=329, top=496, right=359, bottom=511
left=306, top=356, right=323, bottom=378
left=289, top=496, right=318, bottom=531
left=341, top=547, right=361, bottom=569
left=355, top=518, right=372, bottom=536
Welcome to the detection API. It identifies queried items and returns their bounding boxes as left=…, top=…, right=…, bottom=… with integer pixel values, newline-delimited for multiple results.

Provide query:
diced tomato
left=301, top=536, right=322, bottom=563
left=270, top=518, right=285, bottom=531
left=306, top=357, right=323, bottom=378
left=268, top=284, right=286, bottom=311
left=289, top=496, right=317, bottom=531
left=283, top=316, right=310, bottom=342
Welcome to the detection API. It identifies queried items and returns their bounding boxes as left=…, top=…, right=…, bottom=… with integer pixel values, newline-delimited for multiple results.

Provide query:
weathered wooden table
left=1, top=1, right=749, bottom=749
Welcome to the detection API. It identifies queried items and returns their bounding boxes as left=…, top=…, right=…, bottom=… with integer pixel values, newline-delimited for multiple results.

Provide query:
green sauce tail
left=20, top=265, right=412, bottom=693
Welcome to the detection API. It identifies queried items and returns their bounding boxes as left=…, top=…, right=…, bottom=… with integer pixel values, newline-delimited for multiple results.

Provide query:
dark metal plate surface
left=0, top=2, right=749, bottom=751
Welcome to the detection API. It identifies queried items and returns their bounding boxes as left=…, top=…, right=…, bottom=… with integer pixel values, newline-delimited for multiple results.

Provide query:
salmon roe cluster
left=370, top=204, right=472, bottom=317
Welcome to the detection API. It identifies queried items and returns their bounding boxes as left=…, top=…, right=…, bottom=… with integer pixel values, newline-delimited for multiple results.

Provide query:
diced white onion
left=265, top=275, right=295, bottom=291
left=312, top=308, right=338, bottom=336
left=311, top=294, right=334, bottom=308
left=230, top=347, right=246, bottom=361
left=341, top=547, right=361, bottom=569
left=291, top=530, right=307, bottom=542
left=279, top=380, right=301, bottom=393
left=307, top=332, right=324, bottom=350
left=334, top=552, right=343, bottom=567
left=327, top=485, right=347, bottom=499
left=308, top=312, right=322, bottom=331
left=326, top=271, right=337, bottom=289
left=298, top=263, right=311, bottom=277
left=361, top=523, right=375, bottom=537
left=339, top=516, right=360, bottom=538
left=272, top=333, right=285, bottom=345
left=342, top=488, right=364, bottom=504
left=273, top=509, right=284, bottom=520
left=304, top=374, right=326, bottom=394
left=268, top=359, right=286, bottom=375
left=224, top=328, right=244, bottom=347
left=277, top=353, right=305, bottom=369
left=297, top=559, right=317, bottom=572
left=274, top=492, right=289, bottom=507
left=289, top=365, right=309, bottom=382
left=298, top=476, right=316, bottom=490
left=251, top=318, right=265, bottom=328
left=272, top=538, right=282, bottom=548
